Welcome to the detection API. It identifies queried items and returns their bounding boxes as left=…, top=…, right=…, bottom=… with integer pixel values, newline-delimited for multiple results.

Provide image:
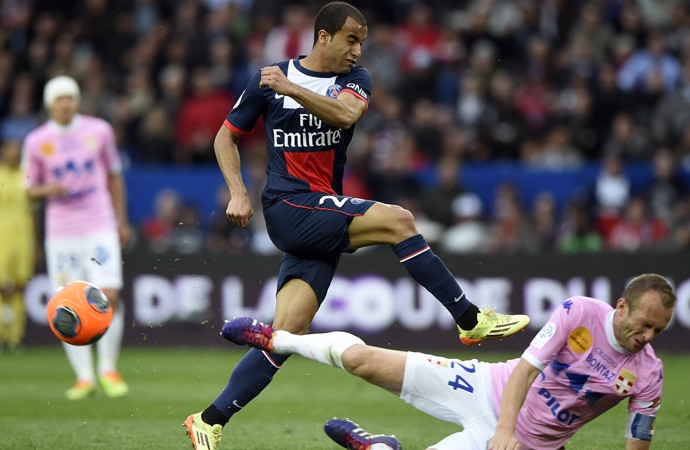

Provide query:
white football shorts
left=45, top=229, right=123, bottom=291
left=400, top=352, right=497, bottom=450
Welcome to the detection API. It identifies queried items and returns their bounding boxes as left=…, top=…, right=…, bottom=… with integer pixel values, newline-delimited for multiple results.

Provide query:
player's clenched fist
left=259, top=66, right=292, bottom=95
left=225, top=193, right=253, bottom=228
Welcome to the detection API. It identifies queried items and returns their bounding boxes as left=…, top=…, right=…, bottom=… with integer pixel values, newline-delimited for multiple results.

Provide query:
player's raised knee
left=339, top=343, right=371, bottom=376
left=382, top=205, right=418, bottom=239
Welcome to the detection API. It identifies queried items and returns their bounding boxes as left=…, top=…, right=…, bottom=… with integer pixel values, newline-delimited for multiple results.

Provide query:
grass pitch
left=1, top=346, right=689, bottom=449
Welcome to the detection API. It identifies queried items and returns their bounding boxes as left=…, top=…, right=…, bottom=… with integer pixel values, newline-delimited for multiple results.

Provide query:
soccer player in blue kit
left=184, top=3, right=530, bottom=449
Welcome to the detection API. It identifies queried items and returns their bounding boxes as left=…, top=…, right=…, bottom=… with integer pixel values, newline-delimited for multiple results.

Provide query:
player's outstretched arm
left=488, top=358, right=540, bottom=450
left=214, top=125, right=253, bottom=228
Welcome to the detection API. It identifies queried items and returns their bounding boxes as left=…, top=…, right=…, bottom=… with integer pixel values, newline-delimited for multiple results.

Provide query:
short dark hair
left=312, top=2, right=367, bottom=45
left=622, top=273, right=676, bottom=310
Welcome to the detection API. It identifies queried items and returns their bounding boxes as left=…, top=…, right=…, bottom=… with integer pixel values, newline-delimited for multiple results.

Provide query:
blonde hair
left=622, top=273, right=676, bottom=310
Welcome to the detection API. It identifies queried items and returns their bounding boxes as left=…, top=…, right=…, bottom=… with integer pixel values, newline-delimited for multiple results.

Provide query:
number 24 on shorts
left=447, top=361, right=476, bottom=393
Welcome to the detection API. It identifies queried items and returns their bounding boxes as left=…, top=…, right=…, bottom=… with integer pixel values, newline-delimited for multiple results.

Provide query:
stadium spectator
left=183, top=4, right=529, bottom=449
left=242, top=9, right=278, bottom=71
left=677, top=125, right=690, bottom=173
left=524, top=123, right=584, bottom=170
left=206, top=184, right=252, bottom=253
left=664, top=2, right=690, bottom=54
left=591, top=62, right=629, bottom=141
left=456, top=71, right=488, bottom=129
left=558, top=82, right=602, bottom=159
left=174, top=66, right=235, bottom=164
left=157, top=63, right=188, bottom=120
left=608, top=196, right=668, bottom=252
left=617, top=30, right=682, bottom=94
left=590, top=151, right=632, bottom=241
left=170, top=201, right=205, bottom=254
left=485, top=182, right=538, bottom=253
left=134, top=104, right=176, bottom=164
left=529, top=191, right=560, bottom=252
left=557, top=200, right=604, bottom=253
left=478, top=69, right=525, bottom=160
left=514, top=35, right=554, bottom=134
left=615, top=3, right=647, bottom=48
left=139, top=188, right=182, bottom=253
left=0, top=75, right=39, bottom=143
left=77, top=58, right=117, bottom=122
left=122, top=66, right=156, bottom=123
left=356, top=24, right=404, bottom=92
left=651, top=58, right=690, bottom=147
left=261, top=3, right=313, bottom=65
left=645, top=147, right=687, bottom=227
left=365, top=129, right=424, bottom=205
left=23, top=75, right=131, bottom=400
left=465, top=38, right=499, bottom=94
left=207, top=35, right=252, bottom=97
left=395, top=1, right=442, bottom=103
left=561, top=34, right=599, bottom=84
left=420, top=156, right=467, bottom=228
left=669, top=193, right=690, bottom=250
left=566, top=2, right=614, bottom=64
left=223, top=273, right=677, bottom=450
left=410, top=97, right=445, bottom=163
left=0, top=140, right=35, bottom=352
left=438, top=191, right=489, bottom=253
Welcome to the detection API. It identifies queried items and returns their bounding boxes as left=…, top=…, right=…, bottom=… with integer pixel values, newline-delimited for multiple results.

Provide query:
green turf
left=1, top=346, right=688, bottom=449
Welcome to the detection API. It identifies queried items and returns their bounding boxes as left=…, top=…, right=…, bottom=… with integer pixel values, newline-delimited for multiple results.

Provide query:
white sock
left=62, top=342, right=95, bottom=383
left=272, top=331, right=364, bottom=369
left=97, top=303, right=125, bottom=375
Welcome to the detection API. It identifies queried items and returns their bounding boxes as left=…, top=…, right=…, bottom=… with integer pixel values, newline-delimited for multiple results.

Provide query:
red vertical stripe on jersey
left=284, top=150, right=336, bottom=194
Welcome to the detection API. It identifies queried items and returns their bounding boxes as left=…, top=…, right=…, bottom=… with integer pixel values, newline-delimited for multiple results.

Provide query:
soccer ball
left=46, top=281, right=113, bottom=346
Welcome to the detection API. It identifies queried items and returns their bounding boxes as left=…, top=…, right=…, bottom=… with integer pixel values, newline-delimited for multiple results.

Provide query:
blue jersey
left=224, top=57, right=372, bottom=208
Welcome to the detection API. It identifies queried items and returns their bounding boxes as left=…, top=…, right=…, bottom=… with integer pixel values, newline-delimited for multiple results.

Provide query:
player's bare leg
left=222, top=317, right=408, bottom=395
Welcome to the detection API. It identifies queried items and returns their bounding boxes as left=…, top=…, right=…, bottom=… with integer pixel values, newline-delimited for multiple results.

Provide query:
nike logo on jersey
left=275, top=93, right=285, bottom=99
left=454, top=293, right=465, bottom=302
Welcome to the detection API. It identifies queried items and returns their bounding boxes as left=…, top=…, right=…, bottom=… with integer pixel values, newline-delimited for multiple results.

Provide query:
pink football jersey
left=489, top=296, right=663, bottom=449
left=22, top=115, right=122, bottom=238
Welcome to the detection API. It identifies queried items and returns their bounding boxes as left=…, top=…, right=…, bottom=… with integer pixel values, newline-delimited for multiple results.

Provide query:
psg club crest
left=614, top=368, right=637, bottom=395
left=326, top=84, right=342, bottom=98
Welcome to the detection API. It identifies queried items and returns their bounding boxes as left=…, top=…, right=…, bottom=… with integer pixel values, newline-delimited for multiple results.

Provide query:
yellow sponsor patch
left=567, top=327, right=592, bottom=354
left=40, top=142, right=55, bottom=156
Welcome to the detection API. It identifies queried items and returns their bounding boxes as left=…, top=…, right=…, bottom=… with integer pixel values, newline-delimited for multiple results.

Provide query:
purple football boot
left=324, top=418, right=402, bottom=450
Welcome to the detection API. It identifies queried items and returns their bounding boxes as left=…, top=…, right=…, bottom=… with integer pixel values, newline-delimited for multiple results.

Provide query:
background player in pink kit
left=23, top=75, right=131, bottom=400
left=184, top=3, right=528, bottom=449
left=223, top=273, right=676, bottom=450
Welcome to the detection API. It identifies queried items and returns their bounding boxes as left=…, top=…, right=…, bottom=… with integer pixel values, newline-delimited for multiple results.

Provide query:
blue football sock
left=204, top=348, right=290, bottom=426
left=392, top=234, right=478, bottom=329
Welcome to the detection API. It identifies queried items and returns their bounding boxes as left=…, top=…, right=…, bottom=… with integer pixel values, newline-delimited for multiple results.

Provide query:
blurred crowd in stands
left=2, top=0, right=690, bottom=254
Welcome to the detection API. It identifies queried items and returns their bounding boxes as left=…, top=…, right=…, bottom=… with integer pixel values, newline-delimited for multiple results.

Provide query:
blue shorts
left=264, top=193, right=376, bottom=303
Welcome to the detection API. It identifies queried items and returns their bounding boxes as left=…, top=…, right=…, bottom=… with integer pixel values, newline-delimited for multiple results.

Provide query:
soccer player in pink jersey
left=23, top=75, right=132, bottom=400
left=222, top=273, right=676, bottom=450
